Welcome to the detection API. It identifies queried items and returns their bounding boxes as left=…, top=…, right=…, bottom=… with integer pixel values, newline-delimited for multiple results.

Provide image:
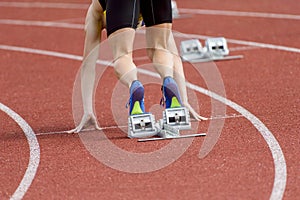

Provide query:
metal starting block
left=206, top=37, right=229, bottom=57
left=128, top=113, right=157, bottom=138
left=163, top=107, right=191, bottom=130
left=180, top=37, right=243, bottom=63
left=128, top=108, right=206, bottom=142
left=171, top=0, right=180, bottom=18
left=180, top=39, right=205, bottom=61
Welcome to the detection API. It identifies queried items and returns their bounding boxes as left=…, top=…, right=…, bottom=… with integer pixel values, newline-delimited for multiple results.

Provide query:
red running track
left=0, top=0, right=299, bottom=199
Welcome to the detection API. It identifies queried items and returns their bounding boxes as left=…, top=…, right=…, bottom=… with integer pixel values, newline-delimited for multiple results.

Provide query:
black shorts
left=98, top=0, right=172, bottom=36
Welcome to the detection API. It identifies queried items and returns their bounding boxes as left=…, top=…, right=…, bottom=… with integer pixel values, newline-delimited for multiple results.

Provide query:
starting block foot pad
left=163, top=107, right=191, bottom=130
left=128, top=113, right=157, bottom=138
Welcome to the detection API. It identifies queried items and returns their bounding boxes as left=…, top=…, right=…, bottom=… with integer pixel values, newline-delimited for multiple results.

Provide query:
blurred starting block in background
left=171, top=0, right=180, bottom=18
left=172, top=0, right=192, bottom=19
left=180, top=37, right=243, bottom=63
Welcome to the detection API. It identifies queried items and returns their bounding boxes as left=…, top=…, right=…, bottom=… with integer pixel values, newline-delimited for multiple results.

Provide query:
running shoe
left=160, top=76, right=183, bottom=109
left=127, top=80, right=145, bottom=115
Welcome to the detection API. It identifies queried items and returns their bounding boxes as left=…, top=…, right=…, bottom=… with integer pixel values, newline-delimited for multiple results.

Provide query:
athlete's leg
left=140, top=0, right=173, bottom=79
left=83, top=0, right=104, bottom=59
left=108, top=28, right=137, bottom=88
left=167, top=31, right=208, bottom=120
left=106, top=0, right=140, bottom=88
left=106, top=0, right=145, bottom=115
left=145, top=24, right=174, bottom=79
left=141, top=0, right=207, bottom=120
left=108, top=28, right=146, bottom=115
left=173, top=48, right=208, bottom=120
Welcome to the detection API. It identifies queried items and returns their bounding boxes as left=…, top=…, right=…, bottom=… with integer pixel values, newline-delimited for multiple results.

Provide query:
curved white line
left=186, top=83, right=286, bottom=200
left=0, top=103, right=40, bottom=200
left=0, top=44, right=287, bottom=199
left=170, top=30, right=300, bottom=54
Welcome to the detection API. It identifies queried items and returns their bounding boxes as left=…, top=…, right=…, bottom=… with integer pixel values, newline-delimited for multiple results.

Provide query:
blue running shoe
left=161, top=77, right=183, bottom=109
left=128, top=80, right=145, bottom=115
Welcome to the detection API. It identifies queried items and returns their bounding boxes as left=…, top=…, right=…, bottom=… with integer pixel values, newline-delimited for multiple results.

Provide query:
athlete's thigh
left=105, top=0, right=140, bottom=36
left=92, top=0, right=104, bottom=12
left=140, top=0, right=172, bottom=27
left=97, top=0, right=106, bottom=10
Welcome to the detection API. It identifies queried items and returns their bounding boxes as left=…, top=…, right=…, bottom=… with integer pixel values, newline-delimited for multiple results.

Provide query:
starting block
left=171, top=0, right=180, bottom=19
left=126, top=107, right=205, bottom=142
left=163, top=107, right=191, bottom=130
left=206, top=37, right=229, bottom=57
left=128, top=113, right=157, bottom=138
left=180, top=39, right=205, bottom=61
left=180, top=37, right=243, bottom=63
left=127, top=107, right=205, bottom=142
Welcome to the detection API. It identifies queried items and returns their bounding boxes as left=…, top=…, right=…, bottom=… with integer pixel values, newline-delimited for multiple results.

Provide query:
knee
left=147, top=49, right=154, bottom=61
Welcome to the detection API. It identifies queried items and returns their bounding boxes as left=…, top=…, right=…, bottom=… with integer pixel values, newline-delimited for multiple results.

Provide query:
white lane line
left=0, top=44, right=112, bottom=66
left=0, top=2, right=89, bottom=9
left=35, top=125, right=127, bottom=136
left=1, top=1, right=299, bottom=21
left=0, top=103, right=40, bottom=200
left=170, top=31, right=300, bottom=54
left=0, top=44, right=83, bottom=61
left=0, top=44, right=287, bottom=200
left=227, top=38, right=300, bottom=54
left=52, top=17, right=85, bottom=23
left=186, top=83, right=286, bottom=200
left=1, top=19, right=300, bottom=54
left=179, top=8, right=300, bottom=21
left=229, top=46, right=261, bottom=52
left=0, top=19, right=84, bottom=29
left=35, top=114, right=243, bottom=136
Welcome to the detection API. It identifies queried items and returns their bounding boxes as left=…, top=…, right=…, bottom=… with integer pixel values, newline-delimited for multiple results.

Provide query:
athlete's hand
left=68, top=113, right=101, bottom=133
left=183, top=102, right=208, bottom=121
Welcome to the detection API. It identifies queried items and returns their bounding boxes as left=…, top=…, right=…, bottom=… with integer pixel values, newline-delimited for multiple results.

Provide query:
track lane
left=1, top=0, right=299, bottom=199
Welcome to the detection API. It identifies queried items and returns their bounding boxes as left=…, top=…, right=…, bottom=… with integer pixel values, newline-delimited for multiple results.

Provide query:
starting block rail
left=138, top=133, right=206, bottom=142
left=185, top=55, right=244, bottom=63
left=128, top=113, right=157, bottom=138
